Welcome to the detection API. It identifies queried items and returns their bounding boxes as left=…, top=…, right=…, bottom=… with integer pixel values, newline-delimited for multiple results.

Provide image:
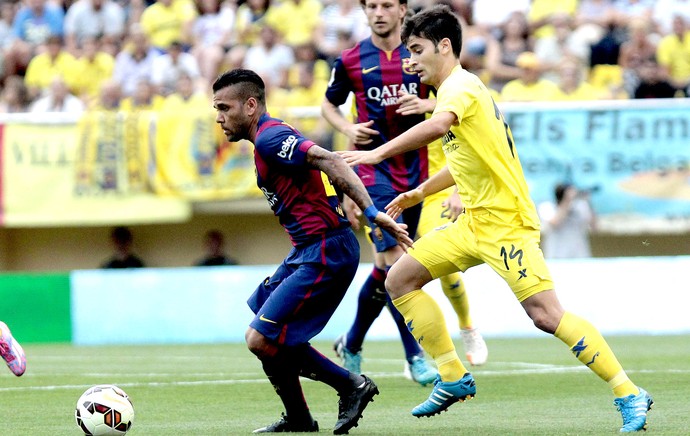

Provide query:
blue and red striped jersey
left=325, top=37, right=428, bottom=192
left=254, top=113, right=350, bottom=247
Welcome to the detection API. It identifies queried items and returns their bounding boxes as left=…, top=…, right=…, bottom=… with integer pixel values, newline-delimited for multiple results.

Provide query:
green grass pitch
left=1, top=334, right=688, bottom=435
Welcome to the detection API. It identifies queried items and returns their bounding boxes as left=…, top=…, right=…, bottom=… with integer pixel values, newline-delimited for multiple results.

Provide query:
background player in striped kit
left=321, top=0, right=487, bottom=384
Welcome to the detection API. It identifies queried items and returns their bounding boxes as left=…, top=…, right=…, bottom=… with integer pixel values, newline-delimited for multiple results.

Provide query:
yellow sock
left=440, top=273, right=473, bottom=330
left=393, top=290, right=467, bottom=381
left=554, top=312, right=639, bottom=397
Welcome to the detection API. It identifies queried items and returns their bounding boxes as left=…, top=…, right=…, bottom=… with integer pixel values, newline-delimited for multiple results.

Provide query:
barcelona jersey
left=325, top=37, right=428, bottom=193
left=254, top=113, right=350, bottom=246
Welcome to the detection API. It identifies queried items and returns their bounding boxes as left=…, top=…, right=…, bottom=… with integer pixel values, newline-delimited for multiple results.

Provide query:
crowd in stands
left=0, top=0, right=689, bottom=133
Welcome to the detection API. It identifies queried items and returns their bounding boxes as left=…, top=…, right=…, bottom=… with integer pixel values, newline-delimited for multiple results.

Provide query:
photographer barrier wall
left=3, top=256, right=688, bottom=345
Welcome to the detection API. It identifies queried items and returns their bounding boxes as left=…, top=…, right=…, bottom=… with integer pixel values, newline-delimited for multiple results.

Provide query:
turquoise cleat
left=411, top=373, right=476, bottom=417
left=407, top=355, right=438, bottom=386
left=614, top=387, right=653, bottom=432
left=334, top=334, right=362, bottom=374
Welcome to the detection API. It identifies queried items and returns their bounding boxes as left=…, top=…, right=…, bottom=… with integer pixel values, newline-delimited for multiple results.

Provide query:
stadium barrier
left=1, top=99, right=690, bottom=231
left=3, top=256, right=688, bottom=345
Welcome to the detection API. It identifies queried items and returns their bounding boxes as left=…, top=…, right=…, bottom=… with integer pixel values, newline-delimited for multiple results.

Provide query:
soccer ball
left=75, top=385, right=135, bottom=435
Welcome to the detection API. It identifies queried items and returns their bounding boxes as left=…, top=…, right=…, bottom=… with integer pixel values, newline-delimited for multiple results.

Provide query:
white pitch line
left=0, top=364, right=686, bottom=393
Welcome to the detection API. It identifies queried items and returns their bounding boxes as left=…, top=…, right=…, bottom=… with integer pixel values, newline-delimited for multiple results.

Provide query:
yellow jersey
left=433, top=65, right=539, bottom=229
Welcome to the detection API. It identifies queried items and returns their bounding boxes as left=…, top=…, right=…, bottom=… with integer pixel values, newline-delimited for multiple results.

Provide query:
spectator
left=533, top=12, right=590, bottom=82
left=101, top=226, right=146, bottom=268
left=139, top=0, right=197, bottom=52
left=23, top=35, right=78, bottom=99
left=282, top=61, right=332, bottom=148
left=29, top=74, right=85, bottom=112
left=528, top=0, right=578, bottom=40
left=190, top=0, right=235, bottom=84
left=150, top=40, right=201, bottom=96
left=612, top=0, right=654, bottom=26
left=633, top=56, right=679, bottom=98
left=454, top=0, right=491, bottom=83
left=232, top=0, right=271, bottom=47
left=4, top=0, right=65, bottom=78
left=288, top=42, right=330, bottom=87
left=119, top=79, right=164, bottom=111
left=72, top=36, right=116, bottom=102
left=0, top=2, right=17, bottom=63
left=618, top=17, right=657, bottom=97
left=159, top=71, right=207, bottom=111
left=264, top=0, right=323, bottom=47
left=538, top=183, right=596, bottom=259
left=0, top=75, right=32, bottom=113
left=242, top=24, right=294, bottom=90
left=93, top=79, right=123, bottom=109
left=554, top=57, right=610, bottom=100
left=63, top=0, right=126, bottom=56
left=486, top=11, right=533, bottom=92
left=656, top=15, right=690, bottom=92
left=576, top=0, right=617, bottom=30
left=500, top=51, right=560, bottom=102
left=471, top=0, right=530, bottom=34
left=195, top=229, right=238, bottom=266
left=653, top=0, right=690, bottom=35
left=112, top=24, right=158, bottom=97
left=313, top=0, right=368, bottom=64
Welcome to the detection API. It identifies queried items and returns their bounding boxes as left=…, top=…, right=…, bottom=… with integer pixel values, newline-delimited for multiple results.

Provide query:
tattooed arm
left=306, top=145, right=413, bottom=250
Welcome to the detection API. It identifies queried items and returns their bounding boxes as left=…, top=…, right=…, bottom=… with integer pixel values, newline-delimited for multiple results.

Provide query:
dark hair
left=205, top=229, right=224, bottom=243
left=111, top=226, right=133, bottom=244
left=555, top=183, right=572, bottom=204
left=359, top=0, right=407, bottom=8
left=402, top=4, right=463, bottom=58
left=212, top=69, right=266, bottom=105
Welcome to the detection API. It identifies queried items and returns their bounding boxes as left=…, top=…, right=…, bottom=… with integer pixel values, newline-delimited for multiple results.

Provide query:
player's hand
left=396, top=93, right=427, bottom=116
left=338, top=149, right=383, bottom=166
left=373, top=212, right=414, bottom=251
left=342, top=195, right=362, bottom=230
left=442, top=190, right=464, bottom=222
left=344, top=120, right=379, bottom=145
left=385, top=188, right=424, bottom=219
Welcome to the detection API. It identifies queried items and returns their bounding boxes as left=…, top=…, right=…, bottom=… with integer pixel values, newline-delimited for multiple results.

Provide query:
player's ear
left=245, top=96, right=259, bottom=115
left=439, top=38, right=452, bottom=55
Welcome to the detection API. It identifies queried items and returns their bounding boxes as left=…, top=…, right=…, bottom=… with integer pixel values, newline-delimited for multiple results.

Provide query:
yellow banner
left=150, top=108, right=261, bottom=200
left=1, top=116, right=190, bottom=227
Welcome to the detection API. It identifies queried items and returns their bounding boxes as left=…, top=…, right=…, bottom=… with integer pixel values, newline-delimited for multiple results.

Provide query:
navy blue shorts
left=367, top=185, right=422, bottom=253
left=247, top=228, right=360, bottom=346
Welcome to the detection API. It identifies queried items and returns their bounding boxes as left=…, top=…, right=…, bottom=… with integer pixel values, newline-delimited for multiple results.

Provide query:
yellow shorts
left=418, top=188, right=455, bottom=237
left=408, top=208, right=553, bottom=302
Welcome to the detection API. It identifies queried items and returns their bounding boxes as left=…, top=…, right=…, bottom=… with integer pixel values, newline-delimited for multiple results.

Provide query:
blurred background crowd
left=0, top=0, right=689, bottom=134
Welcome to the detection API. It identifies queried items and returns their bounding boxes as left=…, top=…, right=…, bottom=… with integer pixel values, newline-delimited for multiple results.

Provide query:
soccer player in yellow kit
left=402, top=97, right=487, bottom=365
left=340, top=5, right=653, bottom=432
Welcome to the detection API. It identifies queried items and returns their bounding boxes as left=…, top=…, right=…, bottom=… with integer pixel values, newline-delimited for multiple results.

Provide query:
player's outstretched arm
left=338, top=111, right=456, bottom=167
left=386, top=166, right=456, bottom=219
left=307, top=145, right=414, bottom=250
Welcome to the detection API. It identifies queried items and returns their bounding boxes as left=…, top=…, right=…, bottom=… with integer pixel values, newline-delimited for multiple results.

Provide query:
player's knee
left=384, top=269, right=412, bottom=299
left=245, top=328, right=268, bottom=356
left=529, top=311, right=559, bottom=334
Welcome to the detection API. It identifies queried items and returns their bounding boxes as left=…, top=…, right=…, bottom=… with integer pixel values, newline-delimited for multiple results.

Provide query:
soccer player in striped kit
left=213, top=69, right=413, bottom=434
left=322, top=0, right=487, bottom=384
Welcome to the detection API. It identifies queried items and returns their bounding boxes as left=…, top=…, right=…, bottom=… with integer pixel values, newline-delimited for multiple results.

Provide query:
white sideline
left=1, top=362, right=686, bottom=392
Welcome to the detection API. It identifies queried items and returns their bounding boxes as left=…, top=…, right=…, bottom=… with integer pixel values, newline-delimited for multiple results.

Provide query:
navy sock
left=261, top=346, right=312, bottom=422
left=345, top=267, right=387, bottom=352
left=299, top=345, right=362, bottom=393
